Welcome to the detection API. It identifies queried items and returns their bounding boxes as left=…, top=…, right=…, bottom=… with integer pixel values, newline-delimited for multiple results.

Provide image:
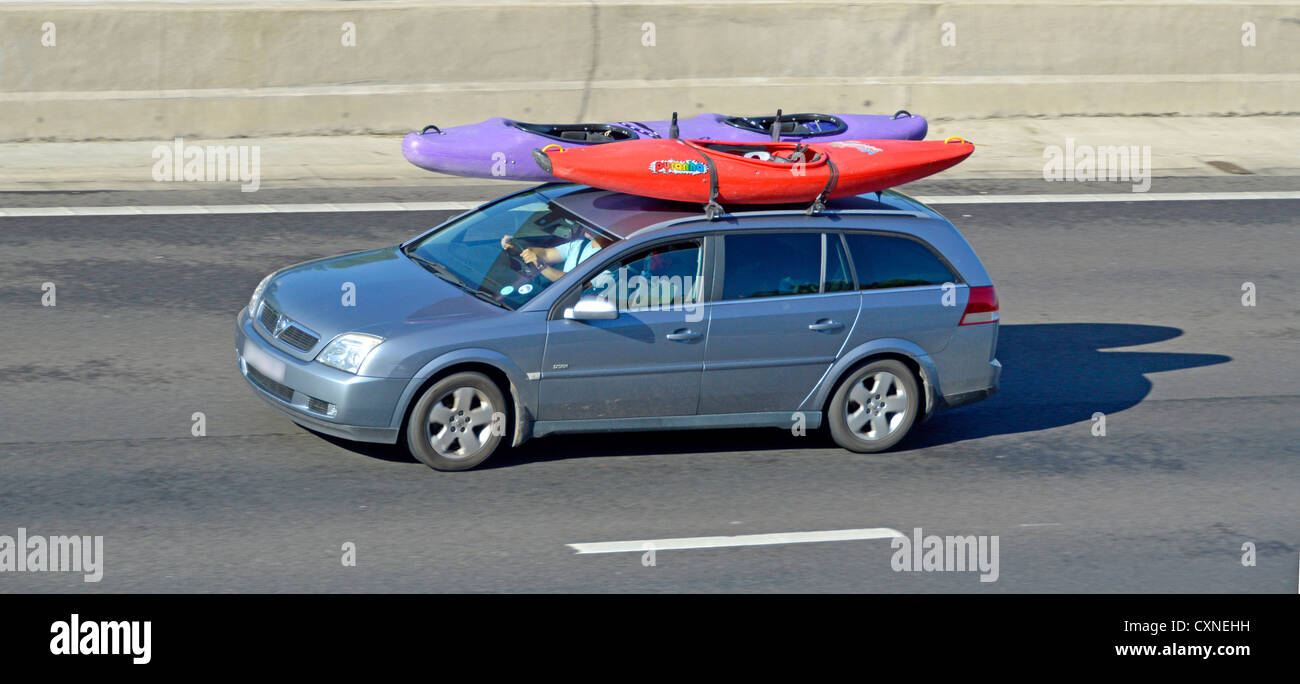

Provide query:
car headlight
left=248, top=273, right=273, bottom=314
left=315, top=333, right=385, bottom=374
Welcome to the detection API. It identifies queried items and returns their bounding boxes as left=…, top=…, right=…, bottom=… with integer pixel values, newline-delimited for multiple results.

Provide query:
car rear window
left=843, top=233, right=956, bottom=290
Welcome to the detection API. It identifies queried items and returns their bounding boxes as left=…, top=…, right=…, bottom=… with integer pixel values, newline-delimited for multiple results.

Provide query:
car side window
left=581, top=239, right=703, bottom=311
left=721, top=232, right=821, bottom=300
left=843, top=233, right=956, bottom=290
left=824, top=233, right=855, bottom=293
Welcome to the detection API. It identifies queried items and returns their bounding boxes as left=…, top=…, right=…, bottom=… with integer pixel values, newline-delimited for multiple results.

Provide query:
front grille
left=246, top=365, right=294, bottom=402
left=258, top=302, right=319, bottom=351
left=278, top=325, right=319, bottom=351
left=258, top=302, right=279, bottom=331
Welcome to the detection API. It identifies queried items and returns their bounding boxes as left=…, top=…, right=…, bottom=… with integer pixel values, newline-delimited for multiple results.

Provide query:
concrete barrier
left=1, top=1, right=1296, bottom=141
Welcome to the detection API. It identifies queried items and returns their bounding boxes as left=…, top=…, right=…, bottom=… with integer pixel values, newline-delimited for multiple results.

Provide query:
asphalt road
left=1, top=185, right=1297, bottom=592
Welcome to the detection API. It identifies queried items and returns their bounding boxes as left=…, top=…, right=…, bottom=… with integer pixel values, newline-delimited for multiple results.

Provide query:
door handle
left=666, top=328, right=702, bottom=341
left=808, top=319, right=844, bottom=332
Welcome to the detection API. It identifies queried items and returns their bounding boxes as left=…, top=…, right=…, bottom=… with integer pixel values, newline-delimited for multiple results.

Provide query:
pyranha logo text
left=649, top=159, right=707, bottom=175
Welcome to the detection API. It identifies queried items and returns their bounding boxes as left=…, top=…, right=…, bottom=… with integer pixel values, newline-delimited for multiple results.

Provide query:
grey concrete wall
left=1, top=0, right=1296, bottom=141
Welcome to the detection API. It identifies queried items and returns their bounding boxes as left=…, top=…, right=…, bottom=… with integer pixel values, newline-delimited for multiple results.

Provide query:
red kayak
left=533, top=137, right=973, bottom=209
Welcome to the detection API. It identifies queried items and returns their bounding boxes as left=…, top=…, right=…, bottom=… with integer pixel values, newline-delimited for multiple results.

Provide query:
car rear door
left=843, top=231, right=965, bottom=354
left=698, top=231, right=861, bottom=415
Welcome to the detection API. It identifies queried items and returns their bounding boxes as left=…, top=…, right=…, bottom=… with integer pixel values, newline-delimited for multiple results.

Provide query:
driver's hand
left=520, top=248, right=541, bottom=267
left=500, top=235, right=514, bottom=251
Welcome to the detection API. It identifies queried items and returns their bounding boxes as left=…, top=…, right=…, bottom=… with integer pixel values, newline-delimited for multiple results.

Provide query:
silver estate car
left=236, top=184, right=1000, bottom=470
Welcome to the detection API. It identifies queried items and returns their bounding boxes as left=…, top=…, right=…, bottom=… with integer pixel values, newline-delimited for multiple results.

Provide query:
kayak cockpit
left=510, top=121, right=640, bottom=144
left=723, top=113, right=847, bottom=137
left=692, top=141, right=828, bottom=166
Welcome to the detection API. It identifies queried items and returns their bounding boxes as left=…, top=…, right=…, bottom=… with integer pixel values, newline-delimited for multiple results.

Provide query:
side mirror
left=563, top=296, right=618, bottom=321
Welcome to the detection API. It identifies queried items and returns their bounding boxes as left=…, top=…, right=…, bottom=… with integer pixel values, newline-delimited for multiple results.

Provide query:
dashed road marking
left=567, top=527, right=905, bottom=554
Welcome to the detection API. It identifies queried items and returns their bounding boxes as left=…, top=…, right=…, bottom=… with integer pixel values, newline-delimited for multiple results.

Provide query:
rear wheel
left=406, top=372, right=507, bottom=471
left=827, top=359, right=919, bottom=453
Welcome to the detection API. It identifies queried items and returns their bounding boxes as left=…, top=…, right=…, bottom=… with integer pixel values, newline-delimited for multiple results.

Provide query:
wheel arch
left=391, top=350, right=534, bottom=448
left=807, top=340, right=941, bottom=420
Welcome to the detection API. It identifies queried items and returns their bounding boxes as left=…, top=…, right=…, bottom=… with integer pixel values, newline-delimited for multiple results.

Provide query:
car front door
left=698, top=231, right=861, bottom=415
left=539, top=238, right=711, bottom=420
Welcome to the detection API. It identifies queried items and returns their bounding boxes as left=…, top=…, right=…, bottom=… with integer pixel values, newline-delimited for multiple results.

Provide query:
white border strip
left=5, top=73, right=1298, bottom=103
left=567, top=527, right=904, bottom=554
left=1, top=191, right=1297, bottom=218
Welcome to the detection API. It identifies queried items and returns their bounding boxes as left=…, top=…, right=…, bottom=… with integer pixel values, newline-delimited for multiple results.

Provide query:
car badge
left=273, top=315, right=290, bottom=337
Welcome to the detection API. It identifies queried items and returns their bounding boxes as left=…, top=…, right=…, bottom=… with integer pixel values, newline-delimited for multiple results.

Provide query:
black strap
left=807, top=157, right=838, bottom=215
left=682, top=141, right=723, bottom=220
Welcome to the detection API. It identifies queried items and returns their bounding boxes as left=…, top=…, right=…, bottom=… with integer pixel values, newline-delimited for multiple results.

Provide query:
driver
left=500, top=227, right=610, bottom=282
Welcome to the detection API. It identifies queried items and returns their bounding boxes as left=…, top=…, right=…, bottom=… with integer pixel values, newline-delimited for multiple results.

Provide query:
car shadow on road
left=317, top=323, right=1232, bottom=467
left=900, top=322, right=1230, bottom=449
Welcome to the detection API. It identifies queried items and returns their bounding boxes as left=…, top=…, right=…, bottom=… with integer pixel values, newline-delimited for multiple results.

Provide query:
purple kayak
left=402, top=110, right=927, bottom=181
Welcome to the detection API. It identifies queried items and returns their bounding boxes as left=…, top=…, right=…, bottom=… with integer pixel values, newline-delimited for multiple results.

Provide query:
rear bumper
left=938, top=359, right=1000, bottom=411
left=236, top=308, right=405, bottom=444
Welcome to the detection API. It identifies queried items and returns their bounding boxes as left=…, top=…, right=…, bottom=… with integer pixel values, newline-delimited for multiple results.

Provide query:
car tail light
left=960, top=286, right=999, bottom=325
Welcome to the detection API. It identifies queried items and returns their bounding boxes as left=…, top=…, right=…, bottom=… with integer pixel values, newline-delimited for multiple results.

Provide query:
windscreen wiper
left=406, top=251, right=464, bottom=285
left=405, top=251, right=512, bottom=310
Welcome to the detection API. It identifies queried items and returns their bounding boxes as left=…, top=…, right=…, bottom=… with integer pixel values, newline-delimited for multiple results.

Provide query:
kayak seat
left=697, top=142, right=825, bottom=165
left=560, top=130, right=617, bottom=142
left=722, top=114, right=848, bottom=138
left=512, top=121, right=638, bottom=144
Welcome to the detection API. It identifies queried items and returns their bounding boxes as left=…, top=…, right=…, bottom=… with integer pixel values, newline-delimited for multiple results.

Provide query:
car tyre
left=827, top=359, right=920, bottom=453
left=406, top=372, right=507, bottom=471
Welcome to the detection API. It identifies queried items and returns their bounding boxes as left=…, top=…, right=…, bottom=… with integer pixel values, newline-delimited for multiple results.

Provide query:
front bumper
left=235, top=307, right=406, bottom=443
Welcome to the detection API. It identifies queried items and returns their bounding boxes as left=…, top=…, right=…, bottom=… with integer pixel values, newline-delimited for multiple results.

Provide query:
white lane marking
left=1, top=191, right=1297, bottom=218
left=0, top=201, right=478, bottom=217
left=567, top=527, right=904, bottom=554
left=1018, top=523, right=1063, bottom=527
left=917, top=191, right=1300, bottom=204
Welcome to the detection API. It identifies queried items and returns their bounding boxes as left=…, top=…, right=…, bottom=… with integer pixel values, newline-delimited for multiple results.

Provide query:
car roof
left=535, top=182, right=944, bottom=240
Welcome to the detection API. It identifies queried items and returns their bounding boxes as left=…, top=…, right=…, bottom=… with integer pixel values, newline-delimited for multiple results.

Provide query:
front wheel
left=827, top=359, right=920, bottom=453
left=406, top=372, right=507, bottom=471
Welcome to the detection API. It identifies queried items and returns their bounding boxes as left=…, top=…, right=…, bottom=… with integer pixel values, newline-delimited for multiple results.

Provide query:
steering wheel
left=503, top=240, right=544, bottom=278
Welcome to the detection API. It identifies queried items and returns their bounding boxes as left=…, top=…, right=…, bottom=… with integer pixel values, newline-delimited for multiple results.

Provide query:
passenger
left=500, top=227, right=611, bottom=282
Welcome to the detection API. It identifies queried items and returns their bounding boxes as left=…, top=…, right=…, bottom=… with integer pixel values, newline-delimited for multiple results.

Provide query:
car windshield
left=403, top=189, right=618, bottom=309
